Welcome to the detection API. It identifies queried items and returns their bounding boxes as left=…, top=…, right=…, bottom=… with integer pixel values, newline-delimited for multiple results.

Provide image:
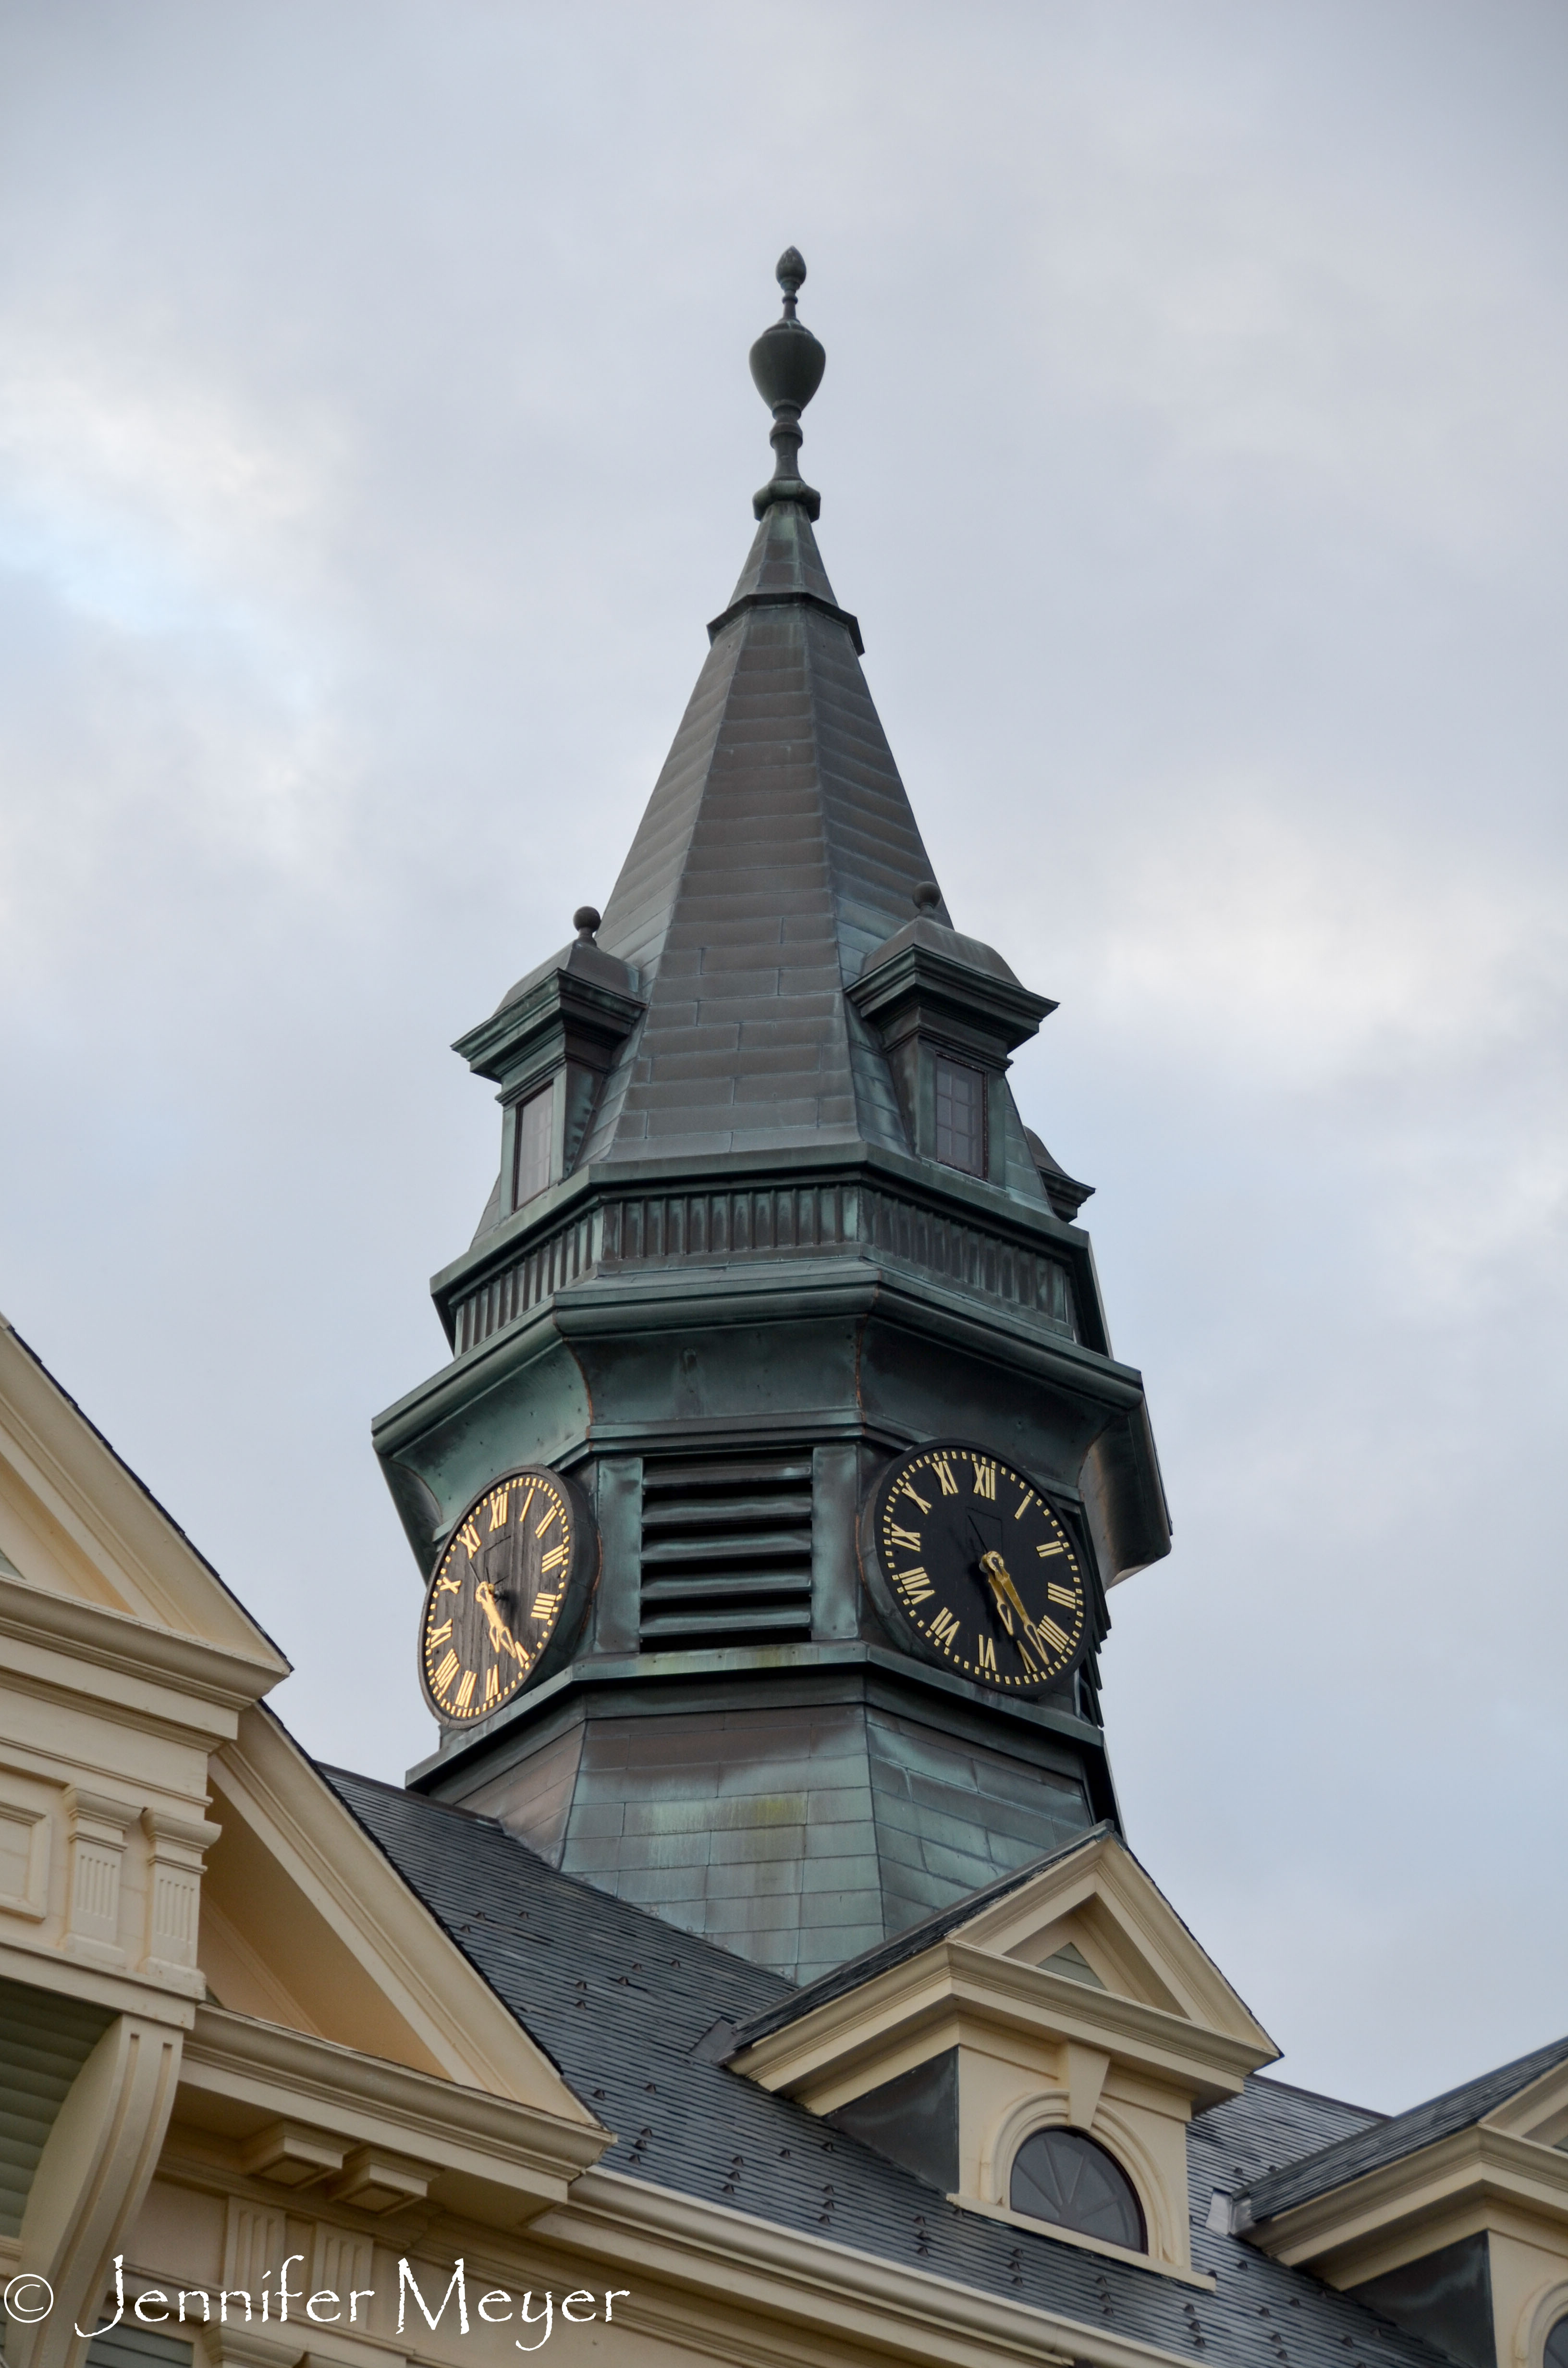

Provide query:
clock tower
left=373, top=251, right=1170, bottom=1988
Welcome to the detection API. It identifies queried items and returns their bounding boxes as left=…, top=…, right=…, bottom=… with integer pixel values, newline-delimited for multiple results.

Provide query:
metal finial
left=913, top=881, right=942, bottom=914
left=573, top=905, right=601, bottom=944
left=749, top=247, right=826, bottom=522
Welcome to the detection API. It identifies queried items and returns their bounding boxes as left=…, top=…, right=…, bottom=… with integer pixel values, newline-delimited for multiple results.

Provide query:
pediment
left=1486, top=2056, right=1568, bottom=2153
left=952, top=1829, right=1274, bottom=2053
left=200, top=1705, right=596, bottom=2128
left=730, top=1827, right=1276, bottom=2120
left=0, top=1316, right=286, bottom=1676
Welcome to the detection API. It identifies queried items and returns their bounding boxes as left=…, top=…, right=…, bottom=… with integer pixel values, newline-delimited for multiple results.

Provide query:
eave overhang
left=533, top=2164, right=1198, bottom=2368
left=175, top=2003, right=609, bottom=2225
left=1237, top=2120, right=1568, bottom=2280
left=728, top=1933, right=1273, bottom=2118
left=848, top=937, right=1057, bottom=1066
left=454, top=963, right=645, bottom=1101
left=0, top=1568, right=286, bottom=1740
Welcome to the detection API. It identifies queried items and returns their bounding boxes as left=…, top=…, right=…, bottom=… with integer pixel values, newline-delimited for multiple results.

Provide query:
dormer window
left=727, top=1825, right=1277, bottom=2284
left=1011, top=2127, right=1145, bottom=2250
left=513, top=1085, right=554, bottom=1209
left=847, top=893, right=1055, bottom=1190
left=933, top=1055, right=985, bottom=1176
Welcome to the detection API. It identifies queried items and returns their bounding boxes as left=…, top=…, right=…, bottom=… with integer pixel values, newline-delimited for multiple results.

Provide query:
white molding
left=533, top=2164, right=1200, bottom=2368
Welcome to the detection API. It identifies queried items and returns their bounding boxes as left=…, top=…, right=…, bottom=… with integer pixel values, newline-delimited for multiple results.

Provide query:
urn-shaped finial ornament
left=748, top=248, right=826, bottom=520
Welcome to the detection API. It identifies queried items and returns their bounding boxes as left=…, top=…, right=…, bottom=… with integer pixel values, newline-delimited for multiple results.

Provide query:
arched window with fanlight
left=1010, top=2127, right=1146, bottom=2251
left=1544, top=2316, right=1568, bottom=2368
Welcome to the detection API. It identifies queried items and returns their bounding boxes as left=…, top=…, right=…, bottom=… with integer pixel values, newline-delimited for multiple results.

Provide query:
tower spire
left=749, top=246, right=826, bottom=520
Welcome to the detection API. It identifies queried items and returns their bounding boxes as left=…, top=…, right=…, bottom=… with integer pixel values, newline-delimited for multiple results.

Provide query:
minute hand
left=979, top=1550, right=1035, bottom=1632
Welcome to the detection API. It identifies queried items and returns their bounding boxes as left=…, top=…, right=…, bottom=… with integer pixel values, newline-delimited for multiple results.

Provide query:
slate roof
left=1239, top=2031, right=1568, bottom=2224
left=326, top=1765, right=1463, bottom=2368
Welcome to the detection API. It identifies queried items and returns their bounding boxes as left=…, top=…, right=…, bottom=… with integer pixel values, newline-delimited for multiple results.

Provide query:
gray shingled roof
left=325, top=1764, right=1465, bottom=2368
left=1239, top=2032, right=1568, bottom=2224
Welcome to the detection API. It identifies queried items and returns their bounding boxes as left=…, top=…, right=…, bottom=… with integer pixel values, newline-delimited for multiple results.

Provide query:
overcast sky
left=1, top=0, right=1563, bottom=2112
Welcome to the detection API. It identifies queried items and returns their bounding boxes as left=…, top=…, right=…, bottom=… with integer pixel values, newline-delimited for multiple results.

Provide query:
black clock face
left=420, top=1468, right=592, bottom=1724
left=865, top=1443, right=1089, bottom=1693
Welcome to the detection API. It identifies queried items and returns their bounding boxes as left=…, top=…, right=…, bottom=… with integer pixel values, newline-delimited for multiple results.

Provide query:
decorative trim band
left=449, top=1184, right=1076, bottom=1359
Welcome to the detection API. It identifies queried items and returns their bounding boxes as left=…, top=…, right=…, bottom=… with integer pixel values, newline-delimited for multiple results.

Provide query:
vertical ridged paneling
left=448, top=1180, right=1076, bottom=1357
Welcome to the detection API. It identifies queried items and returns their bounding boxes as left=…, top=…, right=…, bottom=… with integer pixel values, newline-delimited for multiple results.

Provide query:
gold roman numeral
left=454, top=1667, right=477, bottom=1711
left=977, top=1634, right=998, bottom=1675
left=889, top=1523, right=922, bottom=1552
left=435, top=1574, right=461, bottom=1596
left=930, top=1606, right=959, bottom=1647
left=1014, top=1487, right=1034, bottom=1520
left=427, top=1619, right=452, bottom=1646
left=531, top=1590, right=561, bottom=1622
left=1032, top=1612, right=1072, bottom=1656
left=899, top=1481, right=932, bottom=1515
left=932, top=1457, right=958, bottom=1497
left=457, top=1518, right=481, bottom=1557
left=433, top=1648, right=460, bottom=1692
left=898, top=1567, right=934, bottom=1603
left=488, top=1488, right=509, bottom=1529
left=1017, top=1634, right=1040, bottom=1678
left=970, top=1458, right=996, bottom=1499
left=1037, top=1540, right=1066, bottom=1556
left=536, top=1503, right=561, bottom=1537
left=540, top=1542, right=568, bottom=1573
left=1047, top=1581, right=1077, bottom=1607
left=483, top=1664, right=501, bottom=1705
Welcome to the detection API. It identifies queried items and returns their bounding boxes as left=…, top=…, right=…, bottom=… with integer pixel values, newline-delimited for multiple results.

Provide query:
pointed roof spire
left=749, top=247, right=826, bottom=521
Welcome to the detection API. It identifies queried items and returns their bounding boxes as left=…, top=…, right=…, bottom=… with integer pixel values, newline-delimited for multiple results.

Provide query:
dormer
left=847, top=886, right=1056, bottom=1189
left=453, top=906, right=644, bottom=1221
left=726, top=1825, right=1277, bottom=2282
left=1237, top=2035, right=1568, bottom=2368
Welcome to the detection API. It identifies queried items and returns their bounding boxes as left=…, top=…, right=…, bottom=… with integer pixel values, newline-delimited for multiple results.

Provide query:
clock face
left=865, top=1442, right=1089, bottom=1693
left=420, top=1467, right=591, bottom=1724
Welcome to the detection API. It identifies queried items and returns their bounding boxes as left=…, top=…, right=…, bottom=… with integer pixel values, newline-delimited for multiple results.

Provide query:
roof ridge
left=1241, top=2028, right=1568, bottom=2220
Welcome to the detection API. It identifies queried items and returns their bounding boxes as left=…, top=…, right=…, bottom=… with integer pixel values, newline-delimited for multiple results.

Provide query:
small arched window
left=1544, top=2318, right=1568, bottom=2368
left=1010, top=2127, right=1145, bottom=2251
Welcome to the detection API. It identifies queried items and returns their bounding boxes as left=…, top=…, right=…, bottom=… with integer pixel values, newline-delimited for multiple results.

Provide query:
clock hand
left=978, top=1552, right=1051, bottom=1677
left=474, top=1579, right=527, bottom=1665
left=976, top=1554, right=1015, bottom=1634
left=979, top=1549, right=1032, bottom=1631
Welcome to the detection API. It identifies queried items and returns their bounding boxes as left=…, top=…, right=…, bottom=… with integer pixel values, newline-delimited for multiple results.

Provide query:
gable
left=201, top=1706, right=595, bottom=2123
left=1487, top=2057, right=1568, bottom=2153
left=956, top=1829, right=1275, bottom=2047
left=0, top=1318, right=286, bottom=1669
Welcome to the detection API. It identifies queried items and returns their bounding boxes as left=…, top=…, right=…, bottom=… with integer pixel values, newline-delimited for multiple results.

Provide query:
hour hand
left=979, top=1550, right=1031, bottom=1630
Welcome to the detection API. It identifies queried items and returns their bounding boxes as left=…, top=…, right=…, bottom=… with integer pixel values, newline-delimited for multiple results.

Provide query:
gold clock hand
left=979, top=1550, right=1032, bottom=1630
left=977, top=1554, right=1015, bottom=1633
left=474, top=1579, right=526, bottom=1663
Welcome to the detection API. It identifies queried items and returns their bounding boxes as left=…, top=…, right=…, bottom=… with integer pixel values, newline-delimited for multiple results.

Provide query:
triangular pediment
left=952, top=1828, right=1275, bottom=2054
left=0, top=1314, right=287, bottom=1673
left=200, top=1705, right=595, bottom=2126
left=1486, top=2053, right=1568, bottom=2152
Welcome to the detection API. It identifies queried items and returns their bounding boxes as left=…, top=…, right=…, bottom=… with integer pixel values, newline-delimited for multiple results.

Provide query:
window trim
left=931, top=1051, right=988, bottom=1179
left=510, top=1080, right=557, bottom=1210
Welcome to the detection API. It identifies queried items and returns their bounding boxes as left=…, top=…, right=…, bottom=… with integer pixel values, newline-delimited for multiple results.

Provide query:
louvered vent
left=640, top=1455, right=814, bottom=1648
